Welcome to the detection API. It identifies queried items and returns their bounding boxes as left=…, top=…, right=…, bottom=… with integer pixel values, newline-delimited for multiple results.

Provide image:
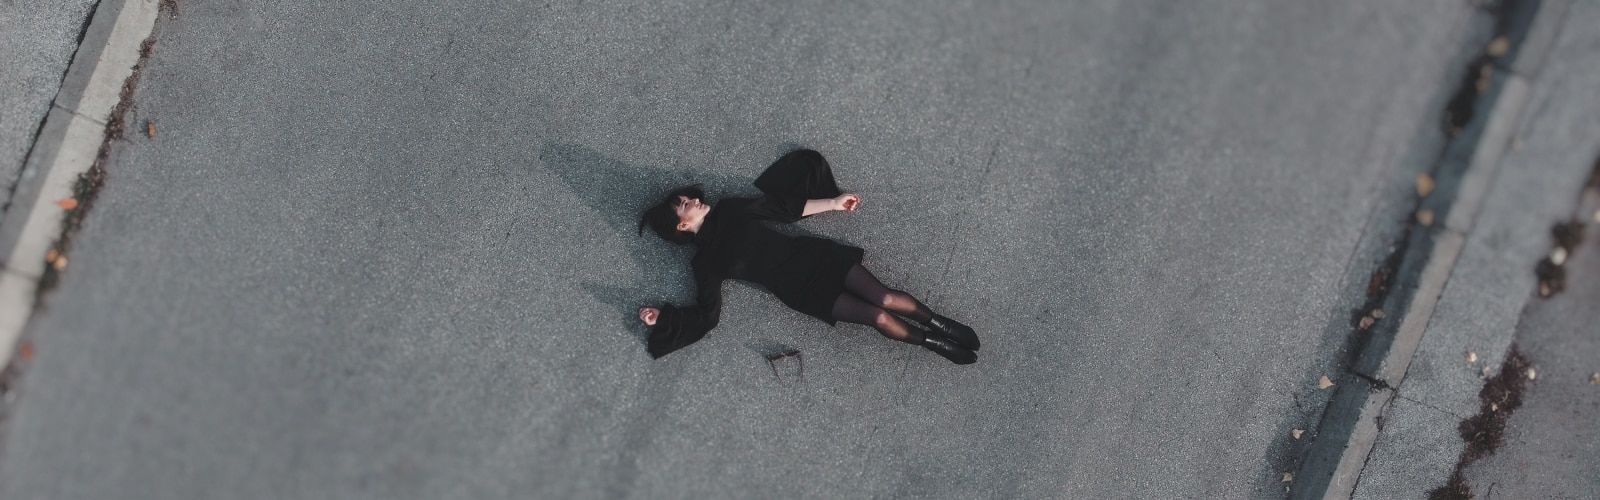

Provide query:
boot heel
left=928, top=315, right=981, bottom=351
left=922, top=335, right=977, bottom=365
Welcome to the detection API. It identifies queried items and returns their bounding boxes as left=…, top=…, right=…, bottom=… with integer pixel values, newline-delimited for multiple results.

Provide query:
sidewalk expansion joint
left=59, top=104, right=109, bottom=128
left=1429, top=347, right=1532, bottom=499
left=1393, top=393, right=1469, bottom=421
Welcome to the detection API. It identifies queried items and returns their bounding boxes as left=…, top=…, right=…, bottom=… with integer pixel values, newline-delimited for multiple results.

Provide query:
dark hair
left=638, top=185, right=706, bottom=245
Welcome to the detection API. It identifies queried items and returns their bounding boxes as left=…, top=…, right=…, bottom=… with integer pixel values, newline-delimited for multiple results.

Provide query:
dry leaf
left=1416, top=210, right=1434, bottom=226
left=45, top=248, right=59, bottom=263
left=1589, top=373, right=1599, bottom=385
left=1371, top=309, right=1385, bottom=319
left=1540, top=283, right=1553, bottom=297
left=1318, top=376, right=1334, bottom=389
left=1358, top=316, right=1375, bottom=330
left=1526, top=367, right=1537, bottom=380
left=1281, top=472, right=1294, bottom=483
left=146, top=121, right=155, bottom=138
left=1416, top=174, right=1434, bottom=197
left=1292, top=429, right=1304, bottom=439
left=1486, top=36, right=1509, bottom=56
left=52, top=256, right=67, bottom=271
left=1551, top=247, right=1568, bottom=266
left=1466, top=351, right=1478, bottom=364
left=1490, top=402, right=1498, bottom=412
left=1482, top=366, right=1493, bottom=379
left=56, top=198, right=78, bottom=210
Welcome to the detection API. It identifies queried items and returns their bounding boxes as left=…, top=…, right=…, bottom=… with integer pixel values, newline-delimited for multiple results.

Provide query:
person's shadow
left=538, top=143, right=817, bottom=347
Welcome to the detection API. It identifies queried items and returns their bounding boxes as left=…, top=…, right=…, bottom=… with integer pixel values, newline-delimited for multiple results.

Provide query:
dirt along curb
left=1288, top=1, right=1568, bottom=498
left=0, top=0, right=161, bottom=393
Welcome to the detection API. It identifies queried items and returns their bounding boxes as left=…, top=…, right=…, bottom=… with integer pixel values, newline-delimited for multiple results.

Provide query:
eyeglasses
left=764, top=348, right=803, bottom=379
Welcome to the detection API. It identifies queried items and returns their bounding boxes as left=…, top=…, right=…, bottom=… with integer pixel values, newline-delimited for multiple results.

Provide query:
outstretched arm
left=801, top=193, right=861, bottom=216
left=641, top=262, right=725, bottom=358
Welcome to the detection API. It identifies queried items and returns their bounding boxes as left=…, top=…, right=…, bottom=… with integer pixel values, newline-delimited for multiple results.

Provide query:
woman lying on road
left=636, top=149, right=981, bottom=365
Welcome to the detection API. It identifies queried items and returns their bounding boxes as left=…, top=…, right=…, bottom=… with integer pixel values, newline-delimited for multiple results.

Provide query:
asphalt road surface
left=0, top=1, right=1495, bottom=498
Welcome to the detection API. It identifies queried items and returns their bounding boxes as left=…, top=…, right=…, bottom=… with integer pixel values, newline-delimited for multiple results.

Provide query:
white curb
left=1312, top=0, right=1566, bottom=494
left=0, top=0, right=158, bottom=364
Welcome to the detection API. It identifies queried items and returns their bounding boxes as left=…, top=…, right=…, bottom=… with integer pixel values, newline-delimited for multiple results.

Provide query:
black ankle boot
left=921, top=334, right=977, bottom=365
left=926, top=315, right=980, bottom=351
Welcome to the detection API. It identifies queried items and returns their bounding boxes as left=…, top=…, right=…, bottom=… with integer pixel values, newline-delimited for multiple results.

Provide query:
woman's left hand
left=833, top=193, right=861, bottom=212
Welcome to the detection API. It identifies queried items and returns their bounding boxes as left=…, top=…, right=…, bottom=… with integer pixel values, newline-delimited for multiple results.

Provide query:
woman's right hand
left=639, top=307, right=660, bottom=326
left=833, top=193, right=861, bottom=212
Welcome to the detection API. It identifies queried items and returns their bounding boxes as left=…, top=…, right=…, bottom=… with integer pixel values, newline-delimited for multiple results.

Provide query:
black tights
left=829, top=264, right=937, bottom=344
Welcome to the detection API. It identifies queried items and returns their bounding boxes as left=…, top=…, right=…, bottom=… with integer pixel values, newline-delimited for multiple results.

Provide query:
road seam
left=0, top=0, right=158, bottom=364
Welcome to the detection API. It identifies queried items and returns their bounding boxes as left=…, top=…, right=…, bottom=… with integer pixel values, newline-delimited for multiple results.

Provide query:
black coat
left=647, top=150, right=863, bottom=358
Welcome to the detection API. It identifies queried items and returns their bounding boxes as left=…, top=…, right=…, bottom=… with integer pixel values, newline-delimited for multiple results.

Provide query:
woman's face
left=674, top=195, right=711, bottom=231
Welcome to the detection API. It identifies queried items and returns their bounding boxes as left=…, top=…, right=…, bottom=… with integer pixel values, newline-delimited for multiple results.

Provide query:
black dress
left=647, top=150, right=864, bottom=358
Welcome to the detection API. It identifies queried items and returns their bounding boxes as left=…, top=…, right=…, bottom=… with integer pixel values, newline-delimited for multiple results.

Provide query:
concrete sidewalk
left=1351, top=1, right=1600, bottom=497
left=1463, top=192, right=1600, bottom=500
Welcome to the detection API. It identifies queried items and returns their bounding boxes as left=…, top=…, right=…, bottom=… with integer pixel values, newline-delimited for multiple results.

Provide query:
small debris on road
left=55, top=198, right=78, bottom=210
left=1536, top=258, right=1565, bottom=297
left=1467, top=351, right=1478, bottom=364
left=146, top=121, right=155, bottom=138
left=1416, top=209, right=1435, bottom=226
left=1525, top=367, right=1537, bottom=380
left=1318, top=376, right=1334, bottom=389
left=1551, top=247, right=1568, bottom=266
left=1553, top=221, right=1584, bottom=249
left=1358, top=316, right=1375, bottom=330
left=1366, top=271, right=1386, bottom=296
left=1590, top=373, right=1599, bottom=385
left=1371, top=309, right=1385, bottom=319
left=1281, top=472, right=1294, bottom=483
left=1416, top=173, right=1435, bottom=197
left=1291, top=429, right=1304, bottom=439
left=1486, top=35, right=1509, bottom=57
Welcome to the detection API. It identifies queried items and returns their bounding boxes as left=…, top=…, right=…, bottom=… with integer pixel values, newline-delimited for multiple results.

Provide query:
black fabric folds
left=754, top=148, right=843, bottom=203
